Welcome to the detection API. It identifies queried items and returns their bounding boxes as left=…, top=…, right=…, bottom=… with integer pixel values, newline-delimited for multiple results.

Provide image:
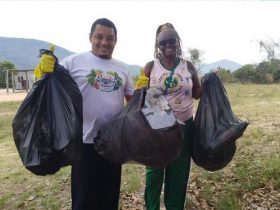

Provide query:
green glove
left=34, top=44, right=56, bottom=79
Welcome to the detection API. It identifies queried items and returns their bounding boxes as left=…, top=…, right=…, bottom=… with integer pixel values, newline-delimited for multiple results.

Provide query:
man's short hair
left=90, top=18, right=117, bottom=39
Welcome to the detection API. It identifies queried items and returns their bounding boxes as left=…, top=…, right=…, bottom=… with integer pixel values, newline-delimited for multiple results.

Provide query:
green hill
left=0, top=37, right=142, bottom=77
left=0, top=37, right=74, bottom=69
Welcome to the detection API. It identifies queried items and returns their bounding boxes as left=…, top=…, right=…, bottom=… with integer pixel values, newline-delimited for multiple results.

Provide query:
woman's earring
left=176, top=47, right=181, bottom=57
left=155, top=50, right=162, bottom=59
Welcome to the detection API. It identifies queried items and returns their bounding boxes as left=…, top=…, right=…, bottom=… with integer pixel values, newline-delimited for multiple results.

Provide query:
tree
left=256, top=60, right=280, bottom=83
left=0, top=61, right=16, bottom=88
left=185, top=48, right=204, bottom=75
left=270, top=59, right=280, bottom=82
left=258, top=38, right=280, bottom=83
left=259, top=38, right=280, bottom=61
left=215, top=68, right=237, bottom=83
left=233, top=64, right=257, bottom=83
left=0, top=61, right=15, bottom=70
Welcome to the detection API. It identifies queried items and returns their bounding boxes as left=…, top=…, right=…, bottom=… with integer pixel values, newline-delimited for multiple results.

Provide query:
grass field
left=0, top=84, right=279, bottom=210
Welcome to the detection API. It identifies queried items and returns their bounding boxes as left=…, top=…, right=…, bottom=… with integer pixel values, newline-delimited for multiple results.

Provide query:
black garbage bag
left=192, top=72, right=248, bottom=171
left=94, top=88, right=183, bottom=168
left=12, top=63, right=83, bottom=176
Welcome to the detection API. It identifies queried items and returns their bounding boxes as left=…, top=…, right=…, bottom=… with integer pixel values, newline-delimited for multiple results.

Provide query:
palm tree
left=86, top=70, right=96, bottom=86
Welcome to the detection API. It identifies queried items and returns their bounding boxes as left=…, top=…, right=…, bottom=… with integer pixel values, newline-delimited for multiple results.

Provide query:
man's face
left=89, top=24, right=116, bottom=59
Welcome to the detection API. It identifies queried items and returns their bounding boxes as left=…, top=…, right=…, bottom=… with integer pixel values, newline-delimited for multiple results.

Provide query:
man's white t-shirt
left=60, top=51, right=135, bottom=144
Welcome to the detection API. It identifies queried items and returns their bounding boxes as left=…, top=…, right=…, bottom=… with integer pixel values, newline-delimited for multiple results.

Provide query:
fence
left=3, top=69, right=35, bottom=93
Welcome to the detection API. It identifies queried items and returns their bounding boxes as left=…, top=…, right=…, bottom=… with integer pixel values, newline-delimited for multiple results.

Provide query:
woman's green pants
left=144, top=118, right=193, bottom=210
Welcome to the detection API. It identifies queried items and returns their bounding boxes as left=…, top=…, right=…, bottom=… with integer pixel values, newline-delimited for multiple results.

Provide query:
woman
left=138, top=23, right=202, bottom=210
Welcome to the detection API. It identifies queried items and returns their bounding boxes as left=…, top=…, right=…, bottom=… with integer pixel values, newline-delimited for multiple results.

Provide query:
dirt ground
left=0, top=89, right=27, bottom=102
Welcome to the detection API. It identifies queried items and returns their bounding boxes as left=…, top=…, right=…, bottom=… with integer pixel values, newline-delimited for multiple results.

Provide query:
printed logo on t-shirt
left=163, top=73, right=183, bottom=94
left=86, top=69, right=123, bottom=92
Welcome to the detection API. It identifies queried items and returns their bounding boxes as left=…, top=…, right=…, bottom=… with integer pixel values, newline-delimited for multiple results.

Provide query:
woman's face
left=157, top=30, right=177, bottom=58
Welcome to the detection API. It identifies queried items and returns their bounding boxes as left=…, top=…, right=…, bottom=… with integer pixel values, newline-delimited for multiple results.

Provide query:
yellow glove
left=34, top=44, right=56, bottom=79
left=135, top=68, right=149, bottom=89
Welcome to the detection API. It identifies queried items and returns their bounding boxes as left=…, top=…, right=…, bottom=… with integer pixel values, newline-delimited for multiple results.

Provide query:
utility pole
left=5, top=70, right=9, bottom=94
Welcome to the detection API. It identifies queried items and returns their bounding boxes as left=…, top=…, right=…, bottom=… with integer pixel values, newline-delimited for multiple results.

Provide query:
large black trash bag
left=94, top=88, right=183, bottom=168
left=12, top=63, right=83, bottom=175
left=192, top=72, right=248, bottom=171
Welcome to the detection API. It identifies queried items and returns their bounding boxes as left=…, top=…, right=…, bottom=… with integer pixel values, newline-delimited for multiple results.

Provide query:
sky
left=1, top=0, right=280, bottom=66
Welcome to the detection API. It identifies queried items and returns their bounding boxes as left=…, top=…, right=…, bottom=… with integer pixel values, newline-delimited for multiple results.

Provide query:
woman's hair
left=154, top=23, right=183, bottom=59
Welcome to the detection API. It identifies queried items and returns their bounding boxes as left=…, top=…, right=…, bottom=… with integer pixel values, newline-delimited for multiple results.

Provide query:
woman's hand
left=135, top=69, right=149, bottom=89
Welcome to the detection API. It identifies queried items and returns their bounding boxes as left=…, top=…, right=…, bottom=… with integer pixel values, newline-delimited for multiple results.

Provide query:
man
left=35, top=18, right=134, bottom=210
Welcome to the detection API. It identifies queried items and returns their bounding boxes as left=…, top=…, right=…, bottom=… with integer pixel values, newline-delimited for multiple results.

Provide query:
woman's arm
left=187, top=61, right=203, bottom=99
left=143, top=61, right=154, bottom=77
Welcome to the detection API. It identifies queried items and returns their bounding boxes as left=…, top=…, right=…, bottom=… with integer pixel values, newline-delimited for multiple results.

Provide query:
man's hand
left=34, top=44, right=56, bottom=79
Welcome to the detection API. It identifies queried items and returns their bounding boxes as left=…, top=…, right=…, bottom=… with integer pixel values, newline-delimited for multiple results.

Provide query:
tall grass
left=0, top=84, right=280, bottom=209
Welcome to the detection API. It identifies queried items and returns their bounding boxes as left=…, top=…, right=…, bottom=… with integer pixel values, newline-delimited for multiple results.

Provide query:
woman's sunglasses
left=158, top=38, right=177, bottom=47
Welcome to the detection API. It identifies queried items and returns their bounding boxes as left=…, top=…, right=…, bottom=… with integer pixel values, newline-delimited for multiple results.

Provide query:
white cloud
left=1, top=0, right=280, bottom=65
